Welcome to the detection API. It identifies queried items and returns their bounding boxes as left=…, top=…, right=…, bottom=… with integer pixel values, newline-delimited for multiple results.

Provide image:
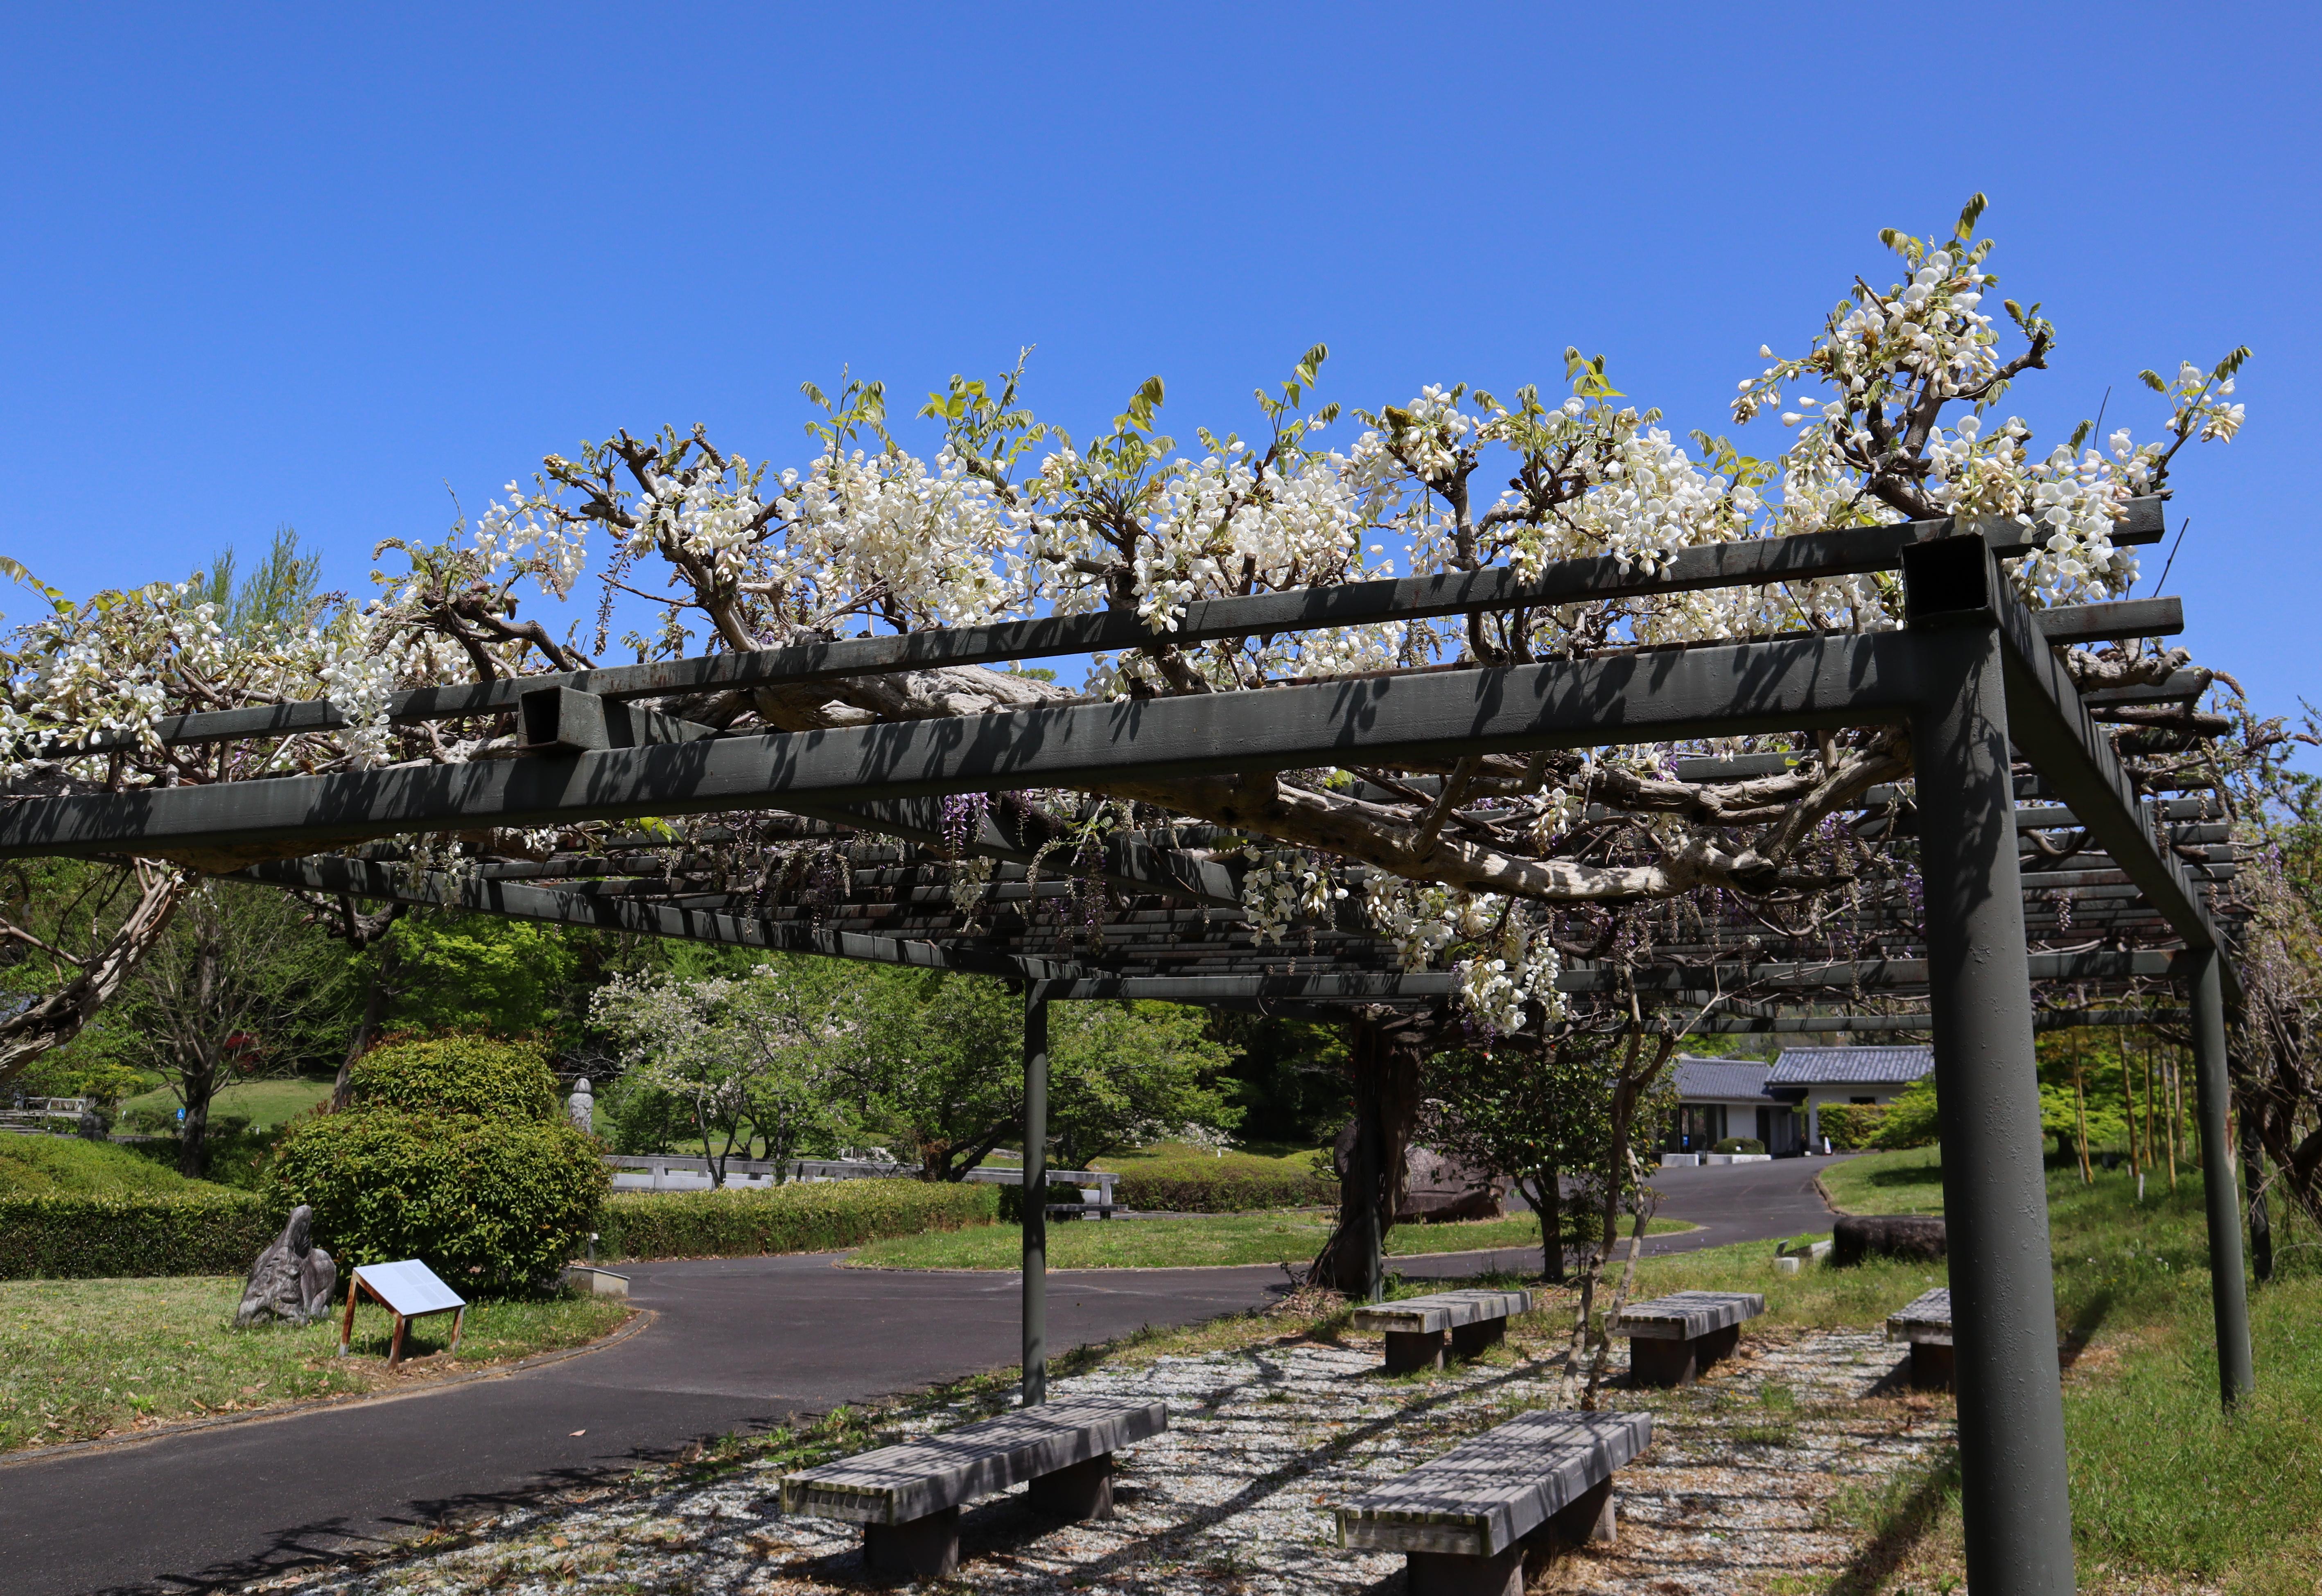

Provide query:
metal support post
left=1910, top=612, right=2077, bottom=1595
left=2189, top=947, right=2254, bottom=1406
left=1022, top=986, right=1048, bottom=1406
left=1355, top=1020, right=1385, bottom=1304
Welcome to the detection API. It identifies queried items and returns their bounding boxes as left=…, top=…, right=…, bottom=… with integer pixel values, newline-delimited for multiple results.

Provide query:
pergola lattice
left=0, top=503, right=2254, bottom=1596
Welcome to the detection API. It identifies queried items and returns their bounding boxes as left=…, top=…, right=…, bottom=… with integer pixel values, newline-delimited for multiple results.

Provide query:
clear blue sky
left=3, top=5, right=2313, bottom=735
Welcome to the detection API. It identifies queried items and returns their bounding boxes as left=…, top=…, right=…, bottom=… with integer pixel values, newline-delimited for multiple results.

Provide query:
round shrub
left=348, top=1033, right=559, bottom=1121
left=267, top=1110, right=605, bottom=1295
left=1712, top=1136, right=1767, bottom=1155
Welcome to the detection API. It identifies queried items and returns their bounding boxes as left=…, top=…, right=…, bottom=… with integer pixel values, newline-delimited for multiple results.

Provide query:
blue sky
left=2, top=4, right=2313, bottom=735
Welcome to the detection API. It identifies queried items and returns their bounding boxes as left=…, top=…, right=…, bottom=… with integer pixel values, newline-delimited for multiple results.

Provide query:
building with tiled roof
left=1770, top=1045, right=1934, bottom=1147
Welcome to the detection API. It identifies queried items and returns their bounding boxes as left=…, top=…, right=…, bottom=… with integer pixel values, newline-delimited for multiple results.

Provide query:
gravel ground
left=245, top=1314, right=1954, bottom=1595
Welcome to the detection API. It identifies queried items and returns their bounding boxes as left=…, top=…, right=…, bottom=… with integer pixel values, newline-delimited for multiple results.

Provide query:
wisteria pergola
left=0, top=506, right=2252, bottom=1596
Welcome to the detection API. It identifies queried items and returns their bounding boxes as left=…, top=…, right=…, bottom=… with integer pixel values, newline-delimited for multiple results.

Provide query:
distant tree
left=1423, top=1027, right=1629, bottom=1281
left=112, top=881, right=359, bottom=1176
left=1048, top=1000, right=1239, bottom=1169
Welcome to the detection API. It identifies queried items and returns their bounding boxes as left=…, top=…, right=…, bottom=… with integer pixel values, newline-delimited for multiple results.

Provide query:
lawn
left=0, top=1275, right=633, bottom=1452
left=0, top=1133, right=235, bottom=1196
left=846, top=1210, right=1692, bottom=1270
left=1089, top=1140, right=1327, bottom=1179
left=1652, top=1143, right=2322, bottom=1592
left=1817, top=1143, right=1945, bottom=1214
left=116, top=1075, right=335, bottom=1131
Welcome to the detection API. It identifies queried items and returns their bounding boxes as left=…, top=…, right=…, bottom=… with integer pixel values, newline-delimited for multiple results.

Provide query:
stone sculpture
left=234, top=1203, right=338, bottom=1327
left=567, top=1076, right=595, bottom=1134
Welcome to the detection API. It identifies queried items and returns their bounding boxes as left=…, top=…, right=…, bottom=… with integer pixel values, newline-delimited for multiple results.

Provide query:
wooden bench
left=1615, top=1289, right=1764, bottom=1386
left=1336, top=1409, right=1652, bottom=1596
left=779, top=1396, right=1166, bottom=1577
left=1886, top=1287, right=1954, bottom=1390
left=1353, top=1289, right=1533, bottom=1373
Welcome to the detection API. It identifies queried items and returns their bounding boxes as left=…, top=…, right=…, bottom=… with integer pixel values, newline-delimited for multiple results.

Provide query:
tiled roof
left=1671, top=1055, right=1773, bottom=1102
left=1768, top=1045, right=1935, bottom=1086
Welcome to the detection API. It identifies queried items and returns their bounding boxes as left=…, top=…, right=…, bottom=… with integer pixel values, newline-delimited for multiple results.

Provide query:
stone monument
left=567, top=1076, right=595, bottom=1135
left=234, top=1204, right=339, bottom=1327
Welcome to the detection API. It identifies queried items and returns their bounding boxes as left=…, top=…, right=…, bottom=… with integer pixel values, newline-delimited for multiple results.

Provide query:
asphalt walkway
left=1, top=1154, right=1851, bottom=1595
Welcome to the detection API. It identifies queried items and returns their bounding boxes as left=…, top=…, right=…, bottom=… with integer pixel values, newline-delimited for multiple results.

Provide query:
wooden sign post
left=339, top=1260, right=468, bottom=1369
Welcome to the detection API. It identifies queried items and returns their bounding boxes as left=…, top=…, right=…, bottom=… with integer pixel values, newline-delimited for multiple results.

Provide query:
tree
left=1046, top=1000, right=1238, bottom=1169
left=111, top=881, right=360, bottom=1175
left=0, top=205, right=2259, bottom=1279
left=591, top=959, right=855, bottom=1183
left=1422, top=1030, right=1623, bottom=1280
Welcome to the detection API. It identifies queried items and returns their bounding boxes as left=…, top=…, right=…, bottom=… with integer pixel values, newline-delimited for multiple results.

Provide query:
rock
left=235, top=1204, right=338, bottom=1327
left=1832, top=1214, right=1947, bottom=1266
left=1331, top=1124, right=1509, bottom=1223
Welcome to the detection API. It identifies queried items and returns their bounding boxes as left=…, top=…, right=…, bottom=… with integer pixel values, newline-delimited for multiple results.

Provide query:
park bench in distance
left=1615, top=1290, right=1765, bottom=1387
left=1336, top=1409, right=1652, bottom=1596
left=1352, top=1288, right=1533, bottom=1373
left=1885, top=1287, right=1953, bottom=1389
left=779, top=1396, right=1165, bottom=1577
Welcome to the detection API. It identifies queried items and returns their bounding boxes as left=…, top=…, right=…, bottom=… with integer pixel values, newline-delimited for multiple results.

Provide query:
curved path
left=0, top=1155, right=1849, bottom=1596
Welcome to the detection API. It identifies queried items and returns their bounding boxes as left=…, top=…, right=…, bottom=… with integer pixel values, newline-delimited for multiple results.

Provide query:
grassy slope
left=0, top=1276, right=632, bottom=1452
left=847, top=1211, right=1692, bottom=1270
left=1693, top=1144, right=2322, bottom=1592
left=0, top=1135, right=238, bottom=1196
left=1817, top=1144, right=1945, bottom=1215
left=116, top=1076, right=334, bottom=1131
left=1088, top=1141, right=1328, bottom=1179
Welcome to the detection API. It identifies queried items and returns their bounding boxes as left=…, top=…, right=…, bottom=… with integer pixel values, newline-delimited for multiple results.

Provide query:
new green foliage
left=268, top=1032, right=604, bottom=1295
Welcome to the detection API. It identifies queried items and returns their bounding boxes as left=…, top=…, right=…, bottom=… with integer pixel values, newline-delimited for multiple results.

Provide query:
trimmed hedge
left=0, top=1192, right=282, bottom=1280
left=1109, top=1167, right=1339, bottom=1213
left=1815, top=1104, right=1887, bottom=1151
left=598, top=1179, right=999, bottom=1260
left=348, top=1033, right=559, bottom=1121
left=269, top=1111, right=606, bottom=1296
left=1712, top=1136, right=1767, bottom=1155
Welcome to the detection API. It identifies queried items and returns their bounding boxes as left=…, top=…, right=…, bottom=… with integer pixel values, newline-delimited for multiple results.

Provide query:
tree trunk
left=2241, top=1111, right=2273, bottom=1284
left=1525, top=1164, right=1566, bottom=1282
left=0, top=864, right=186, bottom=1089
left=1309, top=1017, right=1423, bottom=1296
left=332, top=944, right=397, bottom=1111
left=177, top=1047, right=217, bottom=1178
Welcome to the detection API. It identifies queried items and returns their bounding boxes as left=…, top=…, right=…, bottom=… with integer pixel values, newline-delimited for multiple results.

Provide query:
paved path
left=2, top=1156, right=1847, bottom=1595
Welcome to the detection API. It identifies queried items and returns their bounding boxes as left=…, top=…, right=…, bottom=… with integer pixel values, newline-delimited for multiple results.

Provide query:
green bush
left=268, top=1110, right=605, bottom=1296
left=0, top=1192, right=282, bottom=1279
left=1712, top=1137, right=1767, bottom=1155
left=1109, top=1166, right=1339, bottom=1213
left=348, top=1033, right=559, bottom=1121
left=1815, top=1104, right=1887, bottom=1151
left=1873, top=1078, right=1941, bottom=1149
left=597, top=1178, right=997, bottom=1260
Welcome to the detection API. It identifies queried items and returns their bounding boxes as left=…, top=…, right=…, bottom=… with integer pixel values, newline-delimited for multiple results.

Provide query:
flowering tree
left=592, top=959, right=856, bottom=1183
left=0, top=199, right=2256, bottom=1281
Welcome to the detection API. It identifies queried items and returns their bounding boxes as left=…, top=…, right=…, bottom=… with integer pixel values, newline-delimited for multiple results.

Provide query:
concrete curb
left=0, top=1307, right=655, bottom=1469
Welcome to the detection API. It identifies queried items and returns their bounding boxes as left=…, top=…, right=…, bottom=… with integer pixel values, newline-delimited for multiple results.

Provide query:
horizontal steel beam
left=1690, top=1007, right=2189, bottom=1035
left=233, top=857, right=1096, bottom=983
left=0, top=630, right=1935, bottom=863
left=42, top=501, right=2166, bottom=756
left=1988, top=544, right=2235, bottom=983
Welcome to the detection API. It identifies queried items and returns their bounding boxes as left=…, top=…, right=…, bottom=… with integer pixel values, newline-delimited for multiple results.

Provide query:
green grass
left=1816, top=1144, right=1946, bottom=1214
left=0, top=1275, right=632, bottom=1452
left=1089, top=1140, right=1328, bottom=1179
left=117, top=1076, right=334, bottom=1131
left=0, top=1135, right=236, bottom=1196
left=1654, top=1143, right=2322, bottom=1592
left=846, top=1210, right=1692, bottom=1270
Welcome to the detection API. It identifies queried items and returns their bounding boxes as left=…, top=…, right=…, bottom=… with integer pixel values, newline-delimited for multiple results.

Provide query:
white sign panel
left=353, top=1259, right=467, bottom=1317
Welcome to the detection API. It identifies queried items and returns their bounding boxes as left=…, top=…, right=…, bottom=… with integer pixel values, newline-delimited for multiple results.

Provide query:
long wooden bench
left=1352, top=1289, right=1533, bottom=1373
left=1615, top=1289, right=1764, bottom=1387
left=1336, top=1409, right=1653, bottom=1596
left=781, top=1396, right=1166, bottom=1576
left=1886, top=1287, right=1954, bottom=1390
